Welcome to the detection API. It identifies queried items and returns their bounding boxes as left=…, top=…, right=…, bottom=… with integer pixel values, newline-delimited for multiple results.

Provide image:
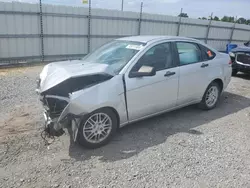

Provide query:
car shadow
left=68, top=91, right=250, bottom=162
left=235, top=73, right=250, bottom=80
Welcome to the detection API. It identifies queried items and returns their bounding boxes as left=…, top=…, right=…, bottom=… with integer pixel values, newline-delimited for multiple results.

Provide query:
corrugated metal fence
left=1, top=2, right=250, bottom=65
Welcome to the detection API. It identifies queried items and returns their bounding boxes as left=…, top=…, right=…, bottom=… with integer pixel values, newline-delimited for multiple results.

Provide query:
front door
left=125, top=42, right=179, bottom=121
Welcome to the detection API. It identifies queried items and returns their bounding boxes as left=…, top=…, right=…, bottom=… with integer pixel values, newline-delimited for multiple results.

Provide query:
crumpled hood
left=231, top=46, right=250, bottom=53
left=39, top=60, right=115, bottom=93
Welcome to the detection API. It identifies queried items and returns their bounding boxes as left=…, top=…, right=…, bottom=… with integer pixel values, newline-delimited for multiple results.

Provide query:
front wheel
left=199, top=82, right=221, bottom=110
left=77, top=108, right=118, bottom=149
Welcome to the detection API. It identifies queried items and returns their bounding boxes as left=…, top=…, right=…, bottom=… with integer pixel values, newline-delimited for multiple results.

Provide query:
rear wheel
left=78, top=108, right=118, bottom=149
left=199, top=82, right=221, bottom=110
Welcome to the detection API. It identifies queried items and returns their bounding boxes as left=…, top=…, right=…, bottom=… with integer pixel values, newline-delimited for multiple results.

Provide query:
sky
left=3, top=0, right=250, bottom=19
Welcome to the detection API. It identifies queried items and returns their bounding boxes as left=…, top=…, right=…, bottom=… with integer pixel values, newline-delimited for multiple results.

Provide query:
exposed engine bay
left=39, top=74, right=112, bottom=118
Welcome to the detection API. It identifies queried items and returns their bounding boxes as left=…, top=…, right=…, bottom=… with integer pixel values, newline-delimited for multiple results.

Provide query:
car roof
left=116, top=35, right=199, bottom=44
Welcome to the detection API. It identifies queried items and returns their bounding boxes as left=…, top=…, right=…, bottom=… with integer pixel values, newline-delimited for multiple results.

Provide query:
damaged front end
left=40, top=94, right=69, bottom=137
left=36, top=60, right=115, bottom=141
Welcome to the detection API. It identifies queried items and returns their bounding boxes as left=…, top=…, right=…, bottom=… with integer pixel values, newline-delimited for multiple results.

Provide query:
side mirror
left=129, top=66, right=156, bottom=78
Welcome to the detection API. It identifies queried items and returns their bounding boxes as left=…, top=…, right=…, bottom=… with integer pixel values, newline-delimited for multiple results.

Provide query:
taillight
left=229, top=60, right=232, bottom=65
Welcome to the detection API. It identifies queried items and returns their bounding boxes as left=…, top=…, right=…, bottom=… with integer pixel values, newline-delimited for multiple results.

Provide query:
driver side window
left=131, top=42, right=173, bottom=72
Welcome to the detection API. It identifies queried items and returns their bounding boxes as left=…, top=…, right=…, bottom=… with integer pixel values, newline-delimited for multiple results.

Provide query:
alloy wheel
left=205, top=86, right=219, bottom=107
left=82, top=113, right=112, bottom=144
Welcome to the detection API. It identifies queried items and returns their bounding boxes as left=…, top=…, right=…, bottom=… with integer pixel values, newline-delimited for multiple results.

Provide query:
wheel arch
left=211, top=78, right=224, bottom=92
left=199, top=78, right=223, bottom=110
left=76, top=106, right=120, bottom=148
left=201, top=78, right=224, bottom=101
left=90, top=106, right=121, bottom=128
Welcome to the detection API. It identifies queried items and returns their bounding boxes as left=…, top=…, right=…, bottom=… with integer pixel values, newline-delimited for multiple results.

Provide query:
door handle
left=164, top=71, right=175, bottom=77
left=201, top=63, right=209, bottom=68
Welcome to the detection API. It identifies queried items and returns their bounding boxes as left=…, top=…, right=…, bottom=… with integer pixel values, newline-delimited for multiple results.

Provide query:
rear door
left=199, top=44, right=231, bottom=89
left=174, top=41, right=211, bottom=105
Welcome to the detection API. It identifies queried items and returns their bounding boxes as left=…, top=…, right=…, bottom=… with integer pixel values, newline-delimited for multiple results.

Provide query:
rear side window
left=199, top=45, right=216, bottom=61
left=176, top=42, right=202, bottom=65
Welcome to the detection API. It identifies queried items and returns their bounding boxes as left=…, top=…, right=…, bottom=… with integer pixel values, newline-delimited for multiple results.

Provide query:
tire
left=232, top=69, right=238, bottom=76
left=199, top=82, right=221, bottom=110
left=77, top=108, right=118, bottom=149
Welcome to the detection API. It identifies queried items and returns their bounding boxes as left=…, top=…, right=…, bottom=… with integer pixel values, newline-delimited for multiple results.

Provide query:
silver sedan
left=37, top=36, right=232, bottom=148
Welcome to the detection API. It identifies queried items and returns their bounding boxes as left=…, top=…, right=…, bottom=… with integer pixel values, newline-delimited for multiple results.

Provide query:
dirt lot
left=0, top=65, right=250, bottom=188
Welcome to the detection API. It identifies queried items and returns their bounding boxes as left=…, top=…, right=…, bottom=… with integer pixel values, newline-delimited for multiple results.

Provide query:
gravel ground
left=0, top=65, right=250, bottom=188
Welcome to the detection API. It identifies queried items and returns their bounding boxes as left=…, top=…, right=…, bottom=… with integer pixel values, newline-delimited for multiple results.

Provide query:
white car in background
left=37, top=36, right=232, bottom=148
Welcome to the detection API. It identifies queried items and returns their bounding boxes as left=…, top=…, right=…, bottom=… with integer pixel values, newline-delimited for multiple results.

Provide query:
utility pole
left=39, top=0, right=44, bottom=62
left=138, top=2, right=143, bottom=35
left=121, top=0, right=124, bottom=11
left=229, top=16, right=237, bottom=43
left=177, top=8, right=183, bottom=36
left=205, top=12, right=213, bottom=44
left=87, top=0, right=91, bottom=53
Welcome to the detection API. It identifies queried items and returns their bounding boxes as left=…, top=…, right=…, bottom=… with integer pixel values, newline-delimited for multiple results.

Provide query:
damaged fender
left=38, top=61, right=128, bottom=141
left=56, top=74, right=127, bottom=141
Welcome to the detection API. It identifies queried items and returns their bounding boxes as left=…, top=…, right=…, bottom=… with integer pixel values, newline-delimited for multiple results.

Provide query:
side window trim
left=129, top=41, right=177, bottom=76
left=169, top=42, right=178, bottom=68
left=198, top=44, right=216, bottom=61
left=198, top=44, right=207, bottom=61
left=174, top=41, right=203, bottom=66
left=172, top=42, right=180, bottom=66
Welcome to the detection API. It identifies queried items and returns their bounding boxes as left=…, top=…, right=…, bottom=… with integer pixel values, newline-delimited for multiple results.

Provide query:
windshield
left=82, top=40, right=145, bottom=73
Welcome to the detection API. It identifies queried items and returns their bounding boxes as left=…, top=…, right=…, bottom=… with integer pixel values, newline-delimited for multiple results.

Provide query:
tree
left=178, top=13, right=188, bottom=18
left=221, top=16, right=229, bottom=22
left=198, top=16, right=219, bottom=21
left=237, top=17, right=247, bottom=24
left=213, top=16, right=220, bottom=21
left=230, top=17, right=235, bottom=22
left=190, top=13, right=249, bottom=26
left=221, top=16, right=235, bottom=23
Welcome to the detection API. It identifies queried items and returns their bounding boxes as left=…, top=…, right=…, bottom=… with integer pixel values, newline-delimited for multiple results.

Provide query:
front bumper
left=232, top=61, right=250, bottom=72
left=43, top=111, right=67, bottom=137
left=39, top=93, right=71, bottom=131
left=43, top=109, right=81, bottom=142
